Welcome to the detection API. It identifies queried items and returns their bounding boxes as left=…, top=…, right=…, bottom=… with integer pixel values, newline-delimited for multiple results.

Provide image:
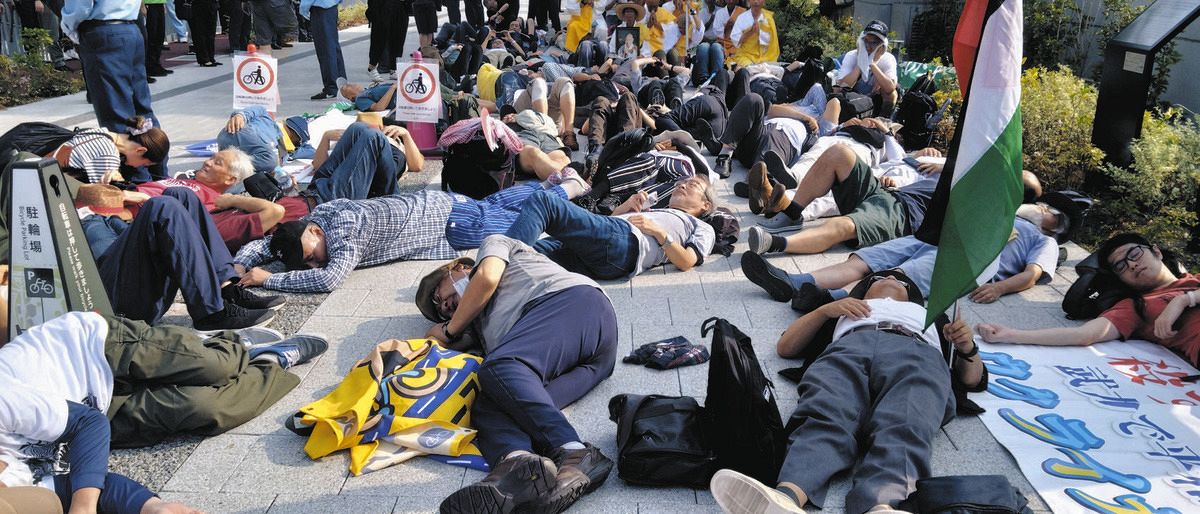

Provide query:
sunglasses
left=1110, top=245, right=1150, bottom=275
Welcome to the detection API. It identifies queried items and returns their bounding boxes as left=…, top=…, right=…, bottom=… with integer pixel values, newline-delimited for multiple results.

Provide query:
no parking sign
left=233, top=54, right=280, bottom=111
left=392, top=60, right=440, bottom=123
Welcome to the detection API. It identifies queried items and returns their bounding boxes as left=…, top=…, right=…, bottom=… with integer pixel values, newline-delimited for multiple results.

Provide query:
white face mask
left=1014, top=203, right=1043, bottom=228
left=452, top=274, right=471, bottom=298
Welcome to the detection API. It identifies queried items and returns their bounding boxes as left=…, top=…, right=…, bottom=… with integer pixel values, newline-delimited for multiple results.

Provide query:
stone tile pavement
left=2, top=14, right=1088, bottom=514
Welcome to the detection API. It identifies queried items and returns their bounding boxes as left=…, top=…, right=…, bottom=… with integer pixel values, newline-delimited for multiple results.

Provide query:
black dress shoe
left=439, top=453, right=556, bottom=514
left=310, top=91, right=335, bottom=100
left=146, top=76, right=157, bottom=83
left=272, top=42, right=293, bottom=49
left=740, top=251, right=796, bottom=303
left=714, top=153, right=732, bottom=179
left=148, top=67, right=173, bottom=77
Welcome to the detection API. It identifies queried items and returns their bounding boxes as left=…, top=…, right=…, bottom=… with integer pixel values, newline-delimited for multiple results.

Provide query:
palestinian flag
left=914, top=0, right=1024, bottom=326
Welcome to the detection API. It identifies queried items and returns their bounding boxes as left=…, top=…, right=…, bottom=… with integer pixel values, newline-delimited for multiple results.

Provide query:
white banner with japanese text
left=973, top=339, right=1200, bottom=513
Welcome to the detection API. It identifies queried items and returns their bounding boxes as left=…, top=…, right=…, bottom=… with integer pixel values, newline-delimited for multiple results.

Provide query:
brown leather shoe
left=764, top=179, right=791, bottom=217
left=523, top=444, right=613, bottom=514
left=440, top=453, right=556, bottom=514
left=560, top=131, right=579, bottom=152
left=748, top=162, right=773, bottom=215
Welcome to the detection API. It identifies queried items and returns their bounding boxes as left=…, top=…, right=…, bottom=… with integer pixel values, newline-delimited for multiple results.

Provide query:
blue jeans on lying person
left=504, top=190, right=639, bottom=280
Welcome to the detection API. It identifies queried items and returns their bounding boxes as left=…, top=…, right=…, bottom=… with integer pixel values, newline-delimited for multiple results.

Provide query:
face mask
left=452, top=273, right=470, bottom=298
left=1014, top=204, right=1043, bottom=228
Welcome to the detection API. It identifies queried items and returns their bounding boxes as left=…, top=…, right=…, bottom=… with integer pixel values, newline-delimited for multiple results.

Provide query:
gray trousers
left=779, top=331, right=955, bottom=514
left=252, top=0, right=298, bottom=45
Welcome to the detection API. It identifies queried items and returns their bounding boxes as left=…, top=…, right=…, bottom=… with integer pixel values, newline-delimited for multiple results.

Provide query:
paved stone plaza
left=0, top=18, right=1086, bottom=514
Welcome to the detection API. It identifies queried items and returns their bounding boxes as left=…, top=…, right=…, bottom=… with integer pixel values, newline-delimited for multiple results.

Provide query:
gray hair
left=698, top=174, right=718, bottom=217
left=221, top=147, right=255, bottom=182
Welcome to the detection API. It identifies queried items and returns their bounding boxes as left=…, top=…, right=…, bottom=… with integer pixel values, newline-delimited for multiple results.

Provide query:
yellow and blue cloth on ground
left=295, top=339, right=488, bottom=475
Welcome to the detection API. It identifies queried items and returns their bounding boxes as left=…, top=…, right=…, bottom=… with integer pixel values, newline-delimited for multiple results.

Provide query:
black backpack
left=1062, top=253, right=1129, bottom=320
left=701, top=317, right=786, bottom=484
left=901, top=475, right=1033, bottom=514
left=896, top=74, right=941, bottom=151
left=833, top=91, right=876, bottom=123
left=608, top=394, right=718, bottom=488
left=441, top=134, right=514, bottom=200
left=0, top=122, right=78, bottom=173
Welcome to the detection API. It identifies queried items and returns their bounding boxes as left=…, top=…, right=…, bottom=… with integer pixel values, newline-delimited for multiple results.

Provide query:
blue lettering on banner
left=1054, top=365, right=1140, bottom=411
left=1118, top=415, right=1176, bottom=442
left=1044, top=448, right=1151, bottom=493
left=1063, top=490, right=1181, bottom=514
left=1167, top=473, right=1200, bottom=501
left=989, top=378, right=1060, bottom=408
left=1146, top=441, right=1200, bottom=472
left=999, top=409, right=1103, bottom=450
left=981, top=351, right=1033, bottom=379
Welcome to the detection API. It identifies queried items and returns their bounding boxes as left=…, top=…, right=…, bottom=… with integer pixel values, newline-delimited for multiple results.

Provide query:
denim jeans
left=81, top=214, right=130, bottom=261
left=309, top=122, right=404, bottom=203
left=692, top=42, right=725, bottom=86
left=310, top=5, right=347, bottom=93
left=504, top=190, right=639, bottom=280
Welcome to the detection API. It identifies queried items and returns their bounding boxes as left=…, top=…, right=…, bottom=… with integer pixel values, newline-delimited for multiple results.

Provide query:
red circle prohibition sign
left=236, top=57, right=275, bottom=95
left=399, top=63, right=437, bottom=104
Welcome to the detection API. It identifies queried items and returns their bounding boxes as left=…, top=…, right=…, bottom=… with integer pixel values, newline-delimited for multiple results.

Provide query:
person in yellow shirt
left=728, top=0, right=778, bottom=67
left=640, top=0, right=680, bottom=59
left=565, top=0, right=595, bottom=51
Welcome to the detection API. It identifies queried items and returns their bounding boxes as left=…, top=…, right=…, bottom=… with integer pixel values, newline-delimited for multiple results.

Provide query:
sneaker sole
left=441, top=457, right=556, bottom=514
left=710, top=469, right=804, bottom=514
left=747, top=227, right=770, bottom=255
left=741, top=253, right=794, bottom=303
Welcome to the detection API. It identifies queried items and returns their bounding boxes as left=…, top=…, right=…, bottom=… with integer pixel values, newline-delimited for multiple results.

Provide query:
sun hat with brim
left=847, top=269, right=924, bottom=307
left=74, top=184, right=132, bottom=221
left=1037, top=190, right=1087, bottom=244
left=416, top=257, right=476, bottom=322
left=613, top=2, right=645, bottom=20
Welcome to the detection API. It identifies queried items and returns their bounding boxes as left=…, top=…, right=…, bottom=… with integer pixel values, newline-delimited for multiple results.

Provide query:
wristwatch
left=659, top=235, right=676, bottom=247
left=958, top=342, right=980, bottom=359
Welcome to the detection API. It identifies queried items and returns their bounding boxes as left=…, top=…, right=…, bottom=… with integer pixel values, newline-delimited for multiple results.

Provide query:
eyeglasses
left=1110, top=245, right=1150, bottom=275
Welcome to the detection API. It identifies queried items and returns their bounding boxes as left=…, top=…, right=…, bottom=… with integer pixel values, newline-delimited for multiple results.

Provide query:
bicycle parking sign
left=392, top=61, right=440, bottom=123
left=233, top=54, right=279, bottom=111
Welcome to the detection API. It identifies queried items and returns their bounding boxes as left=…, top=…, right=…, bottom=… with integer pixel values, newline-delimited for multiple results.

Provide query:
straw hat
left=613, top=2, right=645, bottom=20
left=74, top=184, right=132, bottom=221
left=415, top=257, right=476, bottom=322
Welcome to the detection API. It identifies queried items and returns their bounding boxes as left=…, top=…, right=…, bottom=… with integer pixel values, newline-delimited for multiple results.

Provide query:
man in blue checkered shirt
left=234, top=179, right=589, bottom=292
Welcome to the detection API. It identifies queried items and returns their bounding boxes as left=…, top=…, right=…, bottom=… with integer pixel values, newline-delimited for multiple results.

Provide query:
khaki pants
left=513, top=77, right=575, bottom=127
left=0, top=487, right=62, bottom=514
left=103, top=315, right=300, bottom=448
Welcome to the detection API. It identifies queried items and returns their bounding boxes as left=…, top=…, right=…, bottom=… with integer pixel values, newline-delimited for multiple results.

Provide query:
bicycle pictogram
left=404, top=73, right=427, bottom=95
left=27, top=276, right=53, bottom=295
left=242, top=65, right=266, bottom=86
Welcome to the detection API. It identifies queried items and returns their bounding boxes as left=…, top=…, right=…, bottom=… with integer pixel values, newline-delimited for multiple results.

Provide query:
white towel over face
left=856, top=32, right=890, bottom=78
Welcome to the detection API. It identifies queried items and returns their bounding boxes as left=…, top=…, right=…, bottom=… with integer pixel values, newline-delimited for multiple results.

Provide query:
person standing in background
left=301, top=0, right=344, bottom=99
left=61, top=0, right=163, bottom=146
left=144, top=0, right=173, bottom=76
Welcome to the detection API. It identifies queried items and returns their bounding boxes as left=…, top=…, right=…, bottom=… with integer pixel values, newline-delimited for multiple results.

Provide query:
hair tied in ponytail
left=129, top=117, right=155, bottom=136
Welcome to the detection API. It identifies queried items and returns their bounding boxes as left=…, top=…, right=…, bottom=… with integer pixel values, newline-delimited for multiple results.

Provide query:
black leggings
left=368, top=0, right=409, bottom=70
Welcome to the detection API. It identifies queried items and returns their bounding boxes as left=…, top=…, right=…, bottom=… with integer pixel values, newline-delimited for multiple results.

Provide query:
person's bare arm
left=311, top=129, right=345, bottom=170
left=868, top=47, right=896, bottom=94
left=383, top=125, right=424, bottom=171
left=425, top=256, right=506, bottom=344
left=214, top=194, right=287, bottom=232
left=977, top=317, right=1121, bottom=347
left=968, top=264, right=1043, bottom=304
left=944, top=318, right=985, bottom=388
left=626, top=215, right=700, bottom=271
left=368, top=83, right=399, bottom=112
left=766, top=104, right=818, bottom=132
left=778, top=299, right=870, bottom=358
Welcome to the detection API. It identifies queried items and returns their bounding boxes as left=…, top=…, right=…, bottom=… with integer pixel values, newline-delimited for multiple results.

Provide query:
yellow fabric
left=566, top=4, right=593, bottom=52
left=297, top=339, right=486, bottom=476
left=276, top=121, right=296, bottom=153
left=640, top=8, right=676, bottom=55
left=720, top=6, right=747, bottom=62
left=731, top=10, right=779, bottom=66
left=477, top=63, right=503, bottom=102
left=672, top=0, right=695, bottom=57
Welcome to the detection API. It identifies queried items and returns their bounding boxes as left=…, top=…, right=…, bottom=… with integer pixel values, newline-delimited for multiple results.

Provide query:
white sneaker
left=367, top=66, right=383, bottom=83
left=747, top=226, right=771, bottom=255
left=710, top=469, right=803, bottom=514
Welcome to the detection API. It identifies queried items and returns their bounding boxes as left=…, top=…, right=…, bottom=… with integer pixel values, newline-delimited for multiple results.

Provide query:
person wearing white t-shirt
left=709, top=270, right=986, bottom=514
left=835, top=20, right=899, bottom=116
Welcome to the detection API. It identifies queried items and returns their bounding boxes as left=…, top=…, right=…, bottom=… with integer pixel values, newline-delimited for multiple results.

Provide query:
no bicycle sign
left=392, top=60, right=440, bottom=123
left=233, top=54, right=279, bottom=111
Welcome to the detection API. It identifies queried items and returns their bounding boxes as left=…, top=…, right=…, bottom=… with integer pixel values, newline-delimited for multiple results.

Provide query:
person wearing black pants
left=464, top=0, right=484, bottom=27
left=442, top=0, right=461, bottom=23
left=418, top=236, right=617, bottom=514
left=367, top=0, right=408, bottom=77
left=144, top=1, right=171, bottom=76
left=190, top=0, right=219, bottom=65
